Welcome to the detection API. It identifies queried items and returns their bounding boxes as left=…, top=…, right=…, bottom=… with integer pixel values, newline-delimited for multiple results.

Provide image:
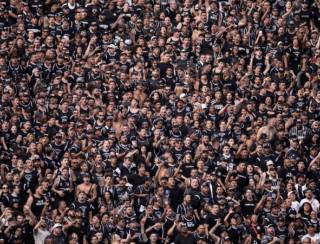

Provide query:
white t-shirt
left=300, top=198, right=320, bottom=212
left=291, top=200, right=300, bottom=213
left=302, top=233, right=320, bottom=244
left=33, top=228, right=50, bottom=244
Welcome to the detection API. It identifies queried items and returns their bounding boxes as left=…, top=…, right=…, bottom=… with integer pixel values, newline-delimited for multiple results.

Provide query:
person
left=134, top=178, right=152, bottom=213
left=48, top=223, right=66, bottom=244
left=26, top=186, right=47, bottom=217
left=302, top=224, right=320, bottom=243
left=172, top=223, right=196, bottom=244
left=76, top=173, right=97, bottom=204
left=300, top=189, right=320, bottom=212
left=52, top=167, right=74, bottom=204
left=70, top=192, right=94, bottom=225
left=33, top=217, right=50, bottom=244
left=0, top=0, right=319, bottom=243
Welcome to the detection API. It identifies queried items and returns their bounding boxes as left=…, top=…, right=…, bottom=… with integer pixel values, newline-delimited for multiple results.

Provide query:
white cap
left=107, top=44, right=117, bottom=49
left=52, top=223, right=62, bottom=230
left=124, top=39, right=132, bottom=46
left=266, top=160, right=274, bottom=166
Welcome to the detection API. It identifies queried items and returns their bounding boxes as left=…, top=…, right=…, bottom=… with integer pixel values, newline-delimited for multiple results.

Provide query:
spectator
left=0, top=0, right=320, bottom=243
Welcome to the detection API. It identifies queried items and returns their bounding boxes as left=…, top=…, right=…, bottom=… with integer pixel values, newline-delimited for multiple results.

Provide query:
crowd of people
left=1, top=0, right=320, bottom=243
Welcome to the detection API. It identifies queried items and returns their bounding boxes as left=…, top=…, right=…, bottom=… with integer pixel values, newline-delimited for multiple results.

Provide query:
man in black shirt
left=173, top=223, right=196, bottom=244
left=70, top=192, right=95, bottom=225
left=205, top=204, right=221, bottom=232
left=134, top=178, right=152, bottom=213
left=240, top=189, right=257, bottom=217
left=48, top=223, right=67, bottom=244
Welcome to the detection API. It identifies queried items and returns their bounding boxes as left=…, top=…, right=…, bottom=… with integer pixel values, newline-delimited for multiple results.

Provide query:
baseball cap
left=266, top=160, right=274, bottom=166
left=107, top=44, right=117, bottom=49
left=288, top=20, right=295, bottom=27
left=52, top=223, right=62, bottom=229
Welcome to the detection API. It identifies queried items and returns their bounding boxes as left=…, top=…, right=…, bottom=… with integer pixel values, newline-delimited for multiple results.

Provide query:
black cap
left=106, top=115, right=113, bottom=121
left=296, top=173, right=305, bottom=178
left=307, top=222, right=316, bottom=227
left=288, top=20, right=295, bottom=27
left=102, top=29, right=110, bottom=35
left=153, top=117, right=164, bottom=125
left=265, top=179, right=272, bottom=184
left=180, top=222, right=187, bottom=227
left=263, top=143, right=271, bottom=148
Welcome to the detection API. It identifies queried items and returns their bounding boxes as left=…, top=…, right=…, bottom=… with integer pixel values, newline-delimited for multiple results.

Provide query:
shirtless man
left=76, top=174, right=97, bottom=203
left=256, top=117, right=277, bottom=142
